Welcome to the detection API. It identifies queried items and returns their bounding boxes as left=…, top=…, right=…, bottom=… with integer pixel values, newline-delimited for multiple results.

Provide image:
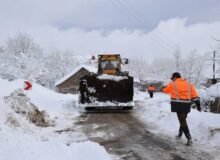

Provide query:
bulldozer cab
left=98, top=54, right=121, bottom=75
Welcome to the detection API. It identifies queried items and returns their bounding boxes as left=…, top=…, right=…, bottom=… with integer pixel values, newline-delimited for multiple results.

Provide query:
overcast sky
left=0, top=0, right=220, bottom=59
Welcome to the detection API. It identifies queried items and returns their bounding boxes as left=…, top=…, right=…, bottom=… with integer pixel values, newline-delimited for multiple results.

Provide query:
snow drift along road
left=0, top=78, right=112, bottom=160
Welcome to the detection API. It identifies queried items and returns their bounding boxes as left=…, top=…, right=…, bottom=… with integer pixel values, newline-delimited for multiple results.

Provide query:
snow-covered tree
left=0, top=31, right=91, bottom=89
left=45, top=50, right=81, bottom=89
left=137, top=49, right=206, bottom=86
left=127, top=57, right=149, bottom=84
left=182, top=50, right=206, bottom=86
left=5, top=32, right=42, bottom=56
left=0, top=32, right=46, bottom=84
left=149, top=57, right=174, bottom=80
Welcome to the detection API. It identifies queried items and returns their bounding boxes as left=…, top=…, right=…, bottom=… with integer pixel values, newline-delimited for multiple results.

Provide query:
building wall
left=56, top=68, right=90, bottom=94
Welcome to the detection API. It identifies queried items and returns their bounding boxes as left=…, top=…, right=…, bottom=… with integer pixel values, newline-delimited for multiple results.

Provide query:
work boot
left=175, top=135, right=182, bottom=140
left=186, top=139, right=193, bottom=146
left=175, top=131, right=183, bottom=140
left=186, top=136, right=193, bottom=146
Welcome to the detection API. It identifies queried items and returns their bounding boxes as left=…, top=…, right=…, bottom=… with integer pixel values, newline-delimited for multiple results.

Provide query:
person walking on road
left=147, top=84, right=155, bottom=98
left=163, top=72, right=201, bottom=145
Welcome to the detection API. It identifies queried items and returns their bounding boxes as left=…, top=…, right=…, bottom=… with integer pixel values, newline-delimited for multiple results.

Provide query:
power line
left=117, top=0, right=177, bottom=52
left=109, top=0, right=177, bottom=52
left=121, top=0, right=179, bottom=51
left=109, top=0, right=173, bottom=52
left=109, top=0, right=135, bottom=23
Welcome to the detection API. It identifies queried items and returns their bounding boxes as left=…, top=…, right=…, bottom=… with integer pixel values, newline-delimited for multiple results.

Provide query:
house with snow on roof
left=55, top=65, right=97, bottom=94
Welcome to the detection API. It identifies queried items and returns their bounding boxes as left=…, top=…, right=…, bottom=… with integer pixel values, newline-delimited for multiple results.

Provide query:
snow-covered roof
left=55, top=65, right=97, bottom=86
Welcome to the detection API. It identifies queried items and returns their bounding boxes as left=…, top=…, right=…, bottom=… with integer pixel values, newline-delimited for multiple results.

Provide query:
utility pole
left=211, top=50, right=218, bottom=84
left=210, top=37, right=220, bottom=84
left=213, top=50, right=216, bottom=80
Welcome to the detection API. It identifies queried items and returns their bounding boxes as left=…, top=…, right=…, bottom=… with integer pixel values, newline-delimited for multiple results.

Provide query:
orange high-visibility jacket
left=148, top=86, right=155, bottom=92
left=163, top=78, right=198, bottom=100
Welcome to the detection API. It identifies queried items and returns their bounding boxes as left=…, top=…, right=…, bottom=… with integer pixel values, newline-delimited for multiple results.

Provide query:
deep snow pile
left=0, top=78, right=112, bottom=160
left=201, top=82, right=220, bottom=98
left=198, top=83, right=220, bottom=112
left=4, top=89, right=54, bottom=127
left=134, top=91, right=220, bottom=147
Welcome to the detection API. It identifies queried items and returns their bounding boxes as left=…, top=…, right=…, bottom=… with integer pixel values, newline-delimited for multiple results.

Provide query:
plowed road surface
left=77, top=112, right=213, bottom=160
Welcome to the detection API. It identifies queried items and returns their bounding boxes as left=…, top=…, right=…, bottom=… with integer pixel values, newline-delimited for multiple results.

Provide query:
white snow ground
left=1, top=77, right=220, bottom=159
left=0, top=78, right=112, bottom=160
left=134, top=91, right=220, bottom=159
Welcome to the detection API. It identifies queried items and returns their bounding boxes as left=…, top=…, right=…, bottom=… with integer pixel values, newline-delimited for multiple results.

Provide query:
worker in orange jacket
left=163, top=72, right=201, bottom=145
left=147, top=84, right=155, bottom=98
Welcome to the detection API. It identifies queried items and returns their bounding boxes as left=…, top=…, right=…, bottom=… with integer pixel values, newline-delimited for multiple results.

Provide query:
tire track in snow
left=76, top=112, right=213, bottom=160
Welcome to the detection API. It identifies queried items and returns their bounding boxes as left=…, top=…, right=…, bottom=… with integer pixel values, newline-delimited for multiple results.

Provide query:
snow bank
left=134, top=91, right=220, bottom=147
left=198, top=84, right=220, bottom=112
left=4, top=89, right=54, bottom=127
left=206, top=83, right=220, bottom=97
left=0, top=78, right=78, bottom=116
left=198, top=83, right=220, bottom=101
left=0, top=129, right=111, bottom=160
left=0, top=78, right=112, bottom=160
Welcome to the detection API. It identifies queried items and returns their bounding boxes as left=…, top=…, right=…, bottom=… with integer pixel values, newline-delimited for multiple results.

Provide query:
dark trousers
left=177, top=112, right=191, bottom=139
left=149, top=92, right=153, bottom=98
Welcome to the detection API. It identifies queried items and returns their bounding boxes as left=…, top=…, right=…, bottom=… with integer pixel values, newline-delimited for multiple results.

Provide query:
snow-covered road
left=1, top=78, right=220, bottom=160
left=77, top=112, right=213, bottom=160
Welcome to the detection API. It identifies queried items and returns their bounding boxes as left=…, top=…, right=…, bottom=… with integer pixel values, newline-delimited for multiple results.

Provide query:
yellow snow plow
left=79, top=54, right=134, bottom=111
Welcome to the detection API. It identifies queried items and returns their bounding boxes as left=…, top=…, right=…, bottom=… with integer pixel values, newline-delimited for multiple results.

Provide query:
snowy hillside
left=0, top=78, right=112, bottom=160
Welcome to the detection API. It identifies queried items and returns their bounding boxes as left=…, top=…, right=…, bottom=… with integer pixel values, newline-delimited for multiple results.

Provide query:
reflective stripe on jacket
left=163, top=78, right=199, bottom=102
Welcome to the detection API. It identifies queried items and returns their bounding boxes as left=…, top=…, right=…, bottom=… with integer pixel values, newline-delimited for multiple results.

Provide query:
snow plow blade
left=79, top=74, right=133, bottom=110
left=85, top=106, right=133, bottom=111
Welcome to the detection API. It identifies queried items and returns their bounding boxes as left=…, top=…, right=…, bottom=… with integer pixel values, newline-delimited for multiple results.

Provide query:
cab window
left=101, top=60, right=119, bottom=70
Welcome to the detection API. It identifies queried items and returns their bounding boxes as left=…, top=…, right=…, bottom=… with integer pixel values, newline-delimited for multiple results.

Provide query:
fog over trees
left=0, top=32, right=218, bottom=88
